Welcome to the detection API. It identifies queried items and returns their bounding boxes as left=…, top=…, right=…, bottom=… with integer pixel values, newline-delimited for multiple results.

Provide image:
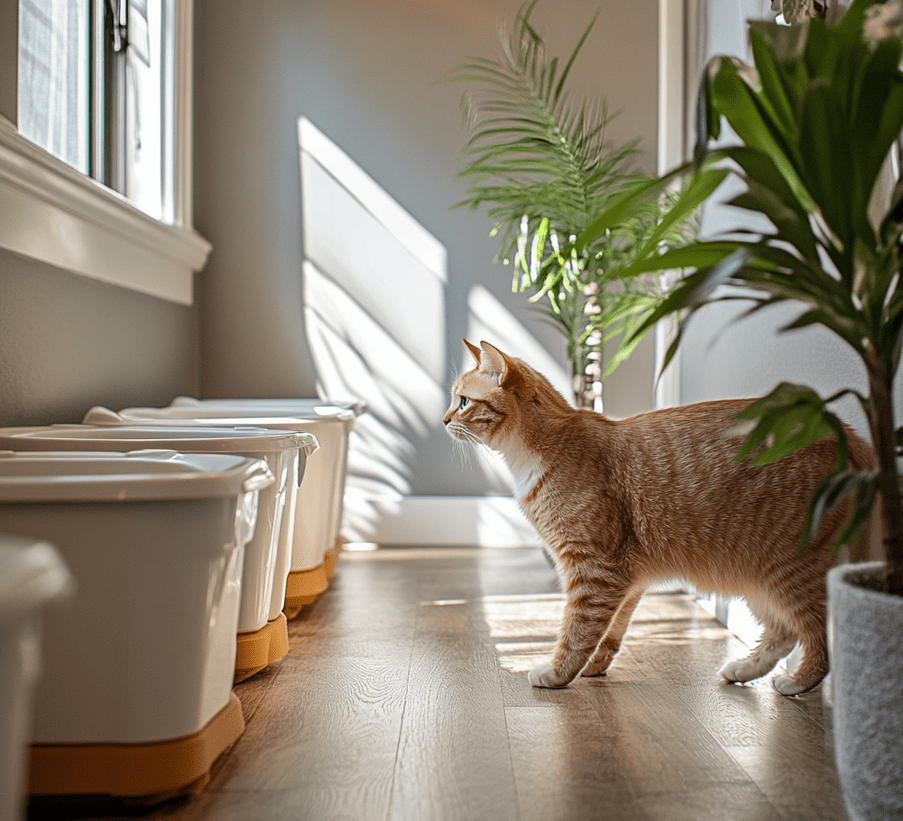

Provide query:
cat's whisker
left=451, top=428, right=487, bottom=469
left=451, top=437, right=471, bottom=469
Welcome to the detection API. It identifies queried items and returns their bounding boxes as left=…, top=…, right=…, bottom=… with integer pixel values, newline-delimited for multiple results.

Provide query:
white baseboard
left=342, top=495, right=543, bottom=547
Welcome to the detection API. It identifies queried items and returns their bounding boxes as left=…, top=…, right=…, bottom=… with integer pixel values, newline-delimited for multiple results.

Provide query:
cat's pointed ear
left=479, top=341, right=516, bottom=386
left=463, top=339, right=482, bottom=366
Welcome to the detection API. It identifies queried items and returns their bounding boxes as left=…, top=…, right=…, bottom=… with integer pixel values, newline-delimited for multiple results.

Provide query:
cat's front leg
left=529, top=577, right=630, bottom=689
left=581, top=588, right=644, bottom=677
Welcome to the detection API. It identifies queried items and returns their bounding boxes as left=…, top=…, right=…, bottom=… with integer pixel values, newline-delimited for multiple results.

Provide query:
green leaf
left=694, top=59, right=722, bottom=160
left=802, top=469, right=880, bottom=552
left=709, top=58, right=811, bottom=210
left=574, top=166, right=694, bottom=253
left=554, top=7, right=599, bottom=101
left=733, top=382, right=848, bottom=467
left=635, top=168, right=729, bottom=259
left=714, top=145, right=819, bottom=260
left=748, top=25, right=799, bottom=137
left=852, top=39, right=903, bottom=223
left=628, top=248, right=753, bottom=347
left=833, top=0, right=877, bottom=42
left=797, top=78, right=854, bottom=252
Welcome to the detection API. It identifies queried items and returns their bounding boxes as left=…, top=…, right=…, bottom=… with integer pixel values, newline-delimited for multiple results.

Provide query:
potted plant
left=446, top=1, right=697, bottom=410
left=571, top=2, right=902, bottom=817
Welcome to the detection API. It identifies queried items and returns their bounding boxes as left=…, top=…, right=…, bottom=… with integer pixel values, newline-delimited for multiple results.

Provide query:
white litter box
left=0, top=425, right=317, bottom=683
left=0, top=450, right=273, bottom=798
left=0, top=535, right=72, bottom=821
left=170, top=397, right=365, bottom=576
left=85, top=405, right=356, bottom=617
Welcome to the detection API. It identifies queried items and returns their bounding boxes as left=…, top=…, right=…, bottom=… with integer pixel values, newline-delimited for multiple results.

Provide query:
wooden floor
left=28, top=546, right=848, bottom=821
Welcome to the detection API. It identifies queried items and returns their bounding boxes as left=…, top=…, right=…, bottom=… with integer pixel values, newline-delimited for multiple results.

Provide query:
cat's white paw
left=719, top=658, right=760, bottom=683
left=528, top=664, right=567, bottom=688
left=772, top=674, right=806, bottom=696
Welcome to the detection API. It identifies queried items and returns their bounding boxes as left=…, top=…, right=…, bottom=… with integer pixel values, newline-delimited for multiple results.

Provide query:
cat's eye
left=459, top=396, right=469, bottom=409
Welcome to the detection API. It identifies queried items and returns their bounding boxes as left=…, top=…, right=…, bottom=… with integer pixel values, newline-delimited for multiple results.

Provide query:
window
left=19, top=0, right=176, bottom=222
left=0, top=0, right=209, bottom=304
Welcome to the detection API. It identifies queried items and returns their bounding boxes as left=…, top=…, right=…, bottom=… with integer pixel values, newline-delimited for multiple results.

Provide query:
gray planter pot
left=827, top=562, right=903, bottom=821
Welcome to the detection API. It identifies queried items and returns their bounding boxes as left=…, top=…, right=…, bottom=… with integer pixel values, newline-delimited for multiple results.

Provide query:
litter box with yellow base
left=0, top=450, right=272, bottom=799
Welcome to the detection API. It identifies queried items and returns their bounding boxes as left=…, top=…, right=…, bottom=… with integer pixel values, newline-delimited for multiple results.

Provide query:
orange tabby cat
left=443, top=340, right=874, bottom=695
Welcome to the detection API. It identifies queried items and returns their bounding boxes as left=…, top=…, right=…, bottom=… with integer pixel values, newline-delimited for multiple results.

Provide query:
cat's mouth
left=446, top=422, right=479, bottom=445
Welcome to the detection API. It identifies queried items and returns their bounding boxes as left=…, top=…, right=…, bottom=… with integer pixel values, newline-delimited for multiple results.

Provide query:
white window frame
left=654, top=0, right=698, bottom=409
left=0, top=0, right=209, bottom=305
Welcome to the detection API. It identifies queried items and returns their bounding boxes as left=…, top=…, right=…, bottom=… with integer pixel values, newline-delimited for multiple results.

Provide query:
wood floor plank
left=206, top=645, right=413, bottom=794
left=387, top=606, right=518, bottom=821
left=634, top=782, right=786, bottom=821
left=585, top=682, right=755, bottom=795
left=672, top=675, right=831, bottom=750
left=725, top=743, right=848, bottom=821
left=506, top=704, right=641, bottom=821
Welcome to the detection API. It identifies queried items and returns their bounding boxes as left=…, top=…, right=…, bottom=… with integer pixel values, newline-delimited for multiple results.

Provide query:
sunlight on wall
left=466, top=284, right=571, bottom=401
left=300, top=117, right=571, bottom=543
left=299, top=117, right=449, bottom=537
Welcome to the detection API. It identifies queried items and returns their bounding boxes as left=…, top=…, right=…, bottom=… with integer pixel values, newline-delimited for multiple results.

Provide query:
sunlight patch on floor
left=494, top=641, right=559, bottom=673
left=479, top=593, right=564, bottom=672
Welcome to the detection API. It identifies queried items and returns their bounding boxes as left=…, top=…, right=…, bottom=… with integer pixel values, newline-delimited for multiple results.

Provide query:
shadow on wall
left=298, top=117, right=567, bottom=542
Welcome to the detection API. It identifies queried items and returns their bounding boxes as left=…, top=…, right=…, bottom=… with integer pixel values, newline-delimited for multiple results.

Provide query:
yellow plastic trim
left=324, top=536, right=345, bottom=580
left=283, top=564, right=328, bottom=618
left=233, top=613, right=289, bottom=683
left=28, top=692, right=244, bottom=799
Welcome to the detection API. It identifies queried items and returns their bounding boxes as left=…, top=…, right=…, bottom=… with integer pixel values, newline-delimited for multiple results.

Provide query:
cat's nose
left=442, top=411, right=452, bottom=426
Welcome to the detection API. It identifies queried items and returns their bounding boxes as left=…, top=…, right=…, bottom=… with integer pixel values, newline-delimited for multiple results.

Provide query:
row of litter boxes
left=0, top=396, right=363, bottom=816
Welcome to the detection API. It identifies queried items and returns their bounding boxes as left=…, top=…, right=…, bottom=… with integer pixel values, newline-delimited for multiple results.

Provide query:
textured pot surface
left=828, top=562, right=903, bottom=821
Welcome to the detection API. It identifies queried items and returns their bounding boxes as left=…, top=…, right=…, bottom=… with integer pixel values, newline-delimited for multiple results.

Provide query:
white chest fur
left=499, top=440, right=544, bottom=501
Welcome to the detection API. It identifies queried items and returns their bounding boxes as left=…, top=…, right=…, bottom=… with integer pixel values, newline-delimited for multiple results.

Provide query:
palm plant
left=572, top=0, right=903, bottom=593
left=446, top=0, right=696, bottom=408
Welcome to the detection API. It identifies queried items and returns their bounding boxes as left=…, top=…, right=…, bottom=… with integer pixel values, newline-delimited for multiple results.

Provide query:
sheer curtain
left=18, top=0, right=88, bottom=174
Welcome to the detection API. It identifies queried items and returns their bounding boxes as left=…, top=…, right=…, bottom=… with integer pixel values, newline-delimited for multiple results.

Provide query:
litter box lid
left=0, top=450, right=273, bottom=503
left=0, top=534, right=74, bottom=617
left=0, top=424, right=318, bottom=458
left=170, top=396, right=367, bottom=417
left=84, top=404, right=355, bottom=428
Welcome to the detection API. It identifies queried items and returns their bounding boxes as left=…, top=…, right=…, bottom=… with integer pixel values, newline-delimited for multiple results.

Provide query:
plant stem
left=867, top=351, right=903, bottom=595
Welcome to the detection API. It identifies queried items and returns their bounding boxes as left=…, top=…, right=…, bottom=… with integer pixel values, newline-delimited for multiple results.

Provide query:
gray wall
left=193, top=0, right=661, bottom=498
left=0, top=249, right=199, bottom=427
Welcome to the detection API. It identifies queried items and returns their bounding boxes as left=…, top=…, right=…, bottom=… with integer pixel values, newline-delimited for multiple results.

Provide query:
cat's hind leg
left=581, top=588, right=644, bottom=677
left=770, top=612, right=829, bottom=696
left=719, top=623, right=797, bottom=685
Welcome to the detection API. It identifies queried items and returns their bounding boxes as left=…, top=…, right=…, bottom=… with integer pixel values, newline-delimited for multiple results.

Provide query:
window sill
left=0, top=119, right=210, bottom=305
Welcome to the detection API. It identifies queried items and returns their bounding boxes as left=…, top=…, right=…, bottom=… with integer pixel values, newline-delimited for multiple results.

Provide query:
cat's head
left=443, top=340, right=566, bottom=450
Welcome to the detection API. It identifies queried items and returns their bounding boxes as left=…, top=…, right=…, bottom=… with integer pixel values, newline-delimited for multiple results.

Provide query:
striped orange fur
left=443, top=340, right=875, bottom=695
